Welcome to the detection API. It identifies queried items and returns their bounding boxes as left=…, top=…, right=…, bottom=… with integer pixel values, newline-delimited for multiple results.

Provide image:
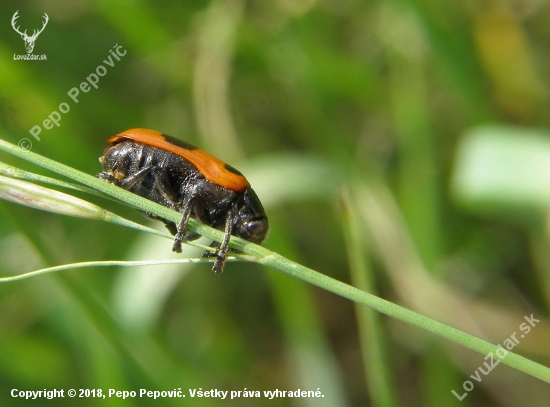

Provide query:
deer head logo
left=11, top=11, right=49, bottom=54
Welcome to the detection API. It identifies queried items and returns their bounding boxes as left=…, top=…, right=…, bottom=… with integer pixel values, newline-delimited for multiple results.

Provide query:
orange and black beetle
left=98, top=128, right=268, bottom=274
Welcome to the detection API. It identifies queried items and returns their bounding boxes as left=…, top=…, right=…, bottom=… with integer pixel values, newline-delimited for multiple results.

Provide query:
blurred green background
left=1, top=0, right=550, bottom=406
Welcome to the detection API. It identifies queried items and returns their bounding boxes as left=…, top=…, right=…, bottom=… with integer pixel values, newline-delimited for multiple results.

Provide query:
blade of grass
left=0, top=258, right=235, bottom=283
left=0, top=161, right=101, bottom=196
left=0, top=174, right=164, bottom=235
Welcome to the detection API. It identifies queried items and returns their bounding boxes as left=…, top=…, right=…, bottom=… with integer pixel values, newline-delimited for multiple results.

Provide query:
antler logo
left=11, top=10, right=49, bottom=54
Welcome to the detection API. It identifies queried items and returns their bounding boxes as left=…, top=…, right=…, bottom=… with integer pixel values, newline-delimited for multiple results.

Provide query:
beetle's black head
left=235, top=188, right=269, bottom=244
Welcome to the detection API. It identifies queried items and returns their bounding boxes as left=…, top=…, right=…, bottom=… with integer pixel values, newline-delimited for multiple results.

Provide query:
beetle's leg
left=172, top=195, right=194, bottom=253
left=119, top=166, right=178, bottom=203
left=98, top=164, right=155, bottom=188
left=97, top=171, right=119, bottom=184
left=203, top=205, right=237, bottom=274
left=129, top=167, right=182, bottom=235
left=118, top=166, right=153, bottom=189
left=151, top=169, right=178, bottom=205
left=162, top=221, right=178, bottom=236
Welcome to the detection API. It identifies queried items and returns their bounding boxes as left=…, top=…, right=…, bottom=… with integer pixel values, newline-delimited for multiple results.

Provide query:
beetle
left=97, top=128, right=268, bottom=274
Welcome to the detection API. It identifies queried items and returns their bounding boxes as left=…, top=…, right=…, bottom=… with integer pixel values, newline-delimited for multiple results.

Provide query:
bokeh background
left=1, top=0, right=550, bottom=406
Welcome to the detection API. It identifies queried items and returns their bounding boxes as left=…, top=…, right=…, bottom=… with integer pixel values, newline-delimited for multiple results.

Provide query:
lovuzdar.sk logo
left=11, top=10, right=48, bottom=60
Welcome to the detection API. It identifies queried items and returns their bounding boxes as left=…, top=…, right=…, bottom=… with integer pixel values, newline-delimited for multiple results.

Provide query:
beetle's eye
left=244, top=218, right=268, bottom=243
